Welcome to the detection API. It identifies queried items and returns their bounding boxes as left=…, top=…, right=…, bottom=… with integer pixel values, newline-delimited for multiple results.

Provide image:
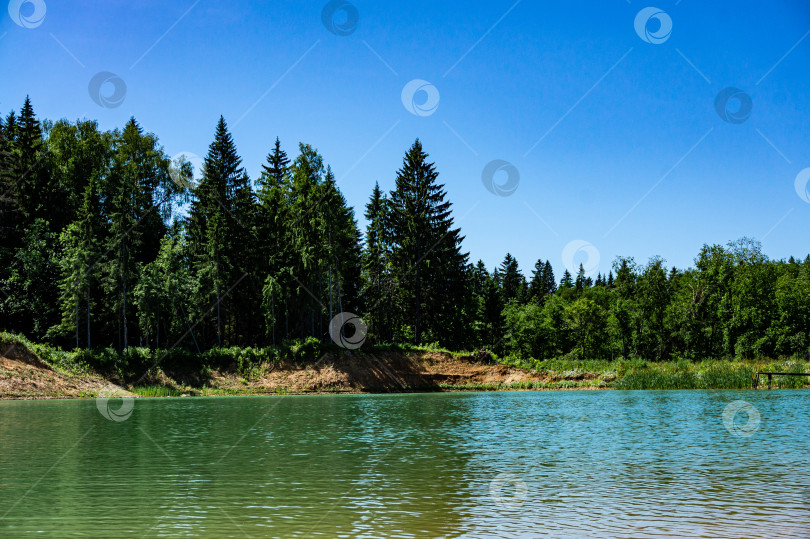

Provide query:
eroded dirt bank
left=0, top=345, right=606, bottom=399
left=0, top=342, right=116, bottom=399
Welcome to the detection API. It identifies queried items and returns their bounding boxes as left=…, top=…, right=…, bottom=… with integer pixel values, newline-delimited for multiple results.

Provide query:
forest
left=1, top=97, right=809, bottom=363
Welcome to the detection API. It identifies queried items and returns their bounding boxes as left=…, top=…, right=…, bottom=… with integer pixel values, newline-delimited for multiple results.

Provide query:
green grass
left=438, top=379, right=608, bottom=391
left=613, top=359, right=810, bottom=390
left=129, top=385, right=182, bottom=397
left=194, top=385, right=291, bottom=397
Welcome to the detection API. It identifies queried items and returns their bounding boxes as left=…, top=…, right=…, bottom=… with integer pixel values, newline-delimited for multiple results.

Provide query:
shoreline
left=2, top=336, right=808, bottom=400
left=0, top=385, right=613, bottom=401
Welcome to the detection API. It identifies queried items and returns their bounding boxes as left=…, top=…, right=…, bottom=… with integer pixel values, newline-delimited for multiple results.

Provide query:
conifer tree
left=361, top=182, right=391, bottom=341
left=187, top=116, right=244, bottom=347
left=543, top=261, right=556, bottom=297
left=529, top=258, right=555, bottom=304
left=388, top=139, right=469, bottom=346
left=104, top=118, right=171, bottom=349
left=499, top=253, right=525, bottom=303
left=257, top=139, right=291, bottom=344
left=14, top=97, right=47, bottom=226
left=560, top=269, right=574, bottom=289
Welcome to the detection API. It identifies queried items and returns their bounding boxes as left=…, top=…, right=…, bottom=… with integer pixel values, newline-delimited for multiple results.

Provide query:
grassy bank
left=1, top=331, right=809, bottom=398
left=496, top=355, right=810, bottom=390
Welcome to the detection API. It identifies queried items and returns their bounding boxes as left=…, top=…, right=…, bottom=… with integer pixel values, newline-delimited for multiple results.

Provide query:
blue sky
left=2, top=0, right=809, bottom=279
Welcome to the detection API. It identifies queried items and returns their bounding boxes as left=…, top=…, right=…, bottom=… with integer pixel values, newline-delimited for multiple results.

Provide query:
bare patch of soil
left=0, top=344, right=605, bottom=400
left=0, top=343, right=115, bottom=399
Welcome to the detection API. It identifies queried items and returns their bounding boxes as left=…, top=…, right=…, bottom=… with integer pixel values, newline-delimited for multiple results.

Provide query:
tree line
left=1, top=97, right=808, bottom=361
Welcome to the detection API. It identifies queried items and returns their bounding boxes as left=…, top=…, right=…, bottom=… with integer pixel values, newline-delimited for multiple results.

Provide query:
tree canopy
left=1, top=98, right=809, bottom=362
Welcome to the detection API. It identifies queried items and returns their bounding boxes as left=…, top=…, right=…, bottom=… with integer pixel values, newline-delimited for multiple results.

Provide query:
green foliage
left=387, top=140, right=472, bottom=348
left=0, top=99, right=809, bottom=383
left=130, top=385, right=181, bottom=397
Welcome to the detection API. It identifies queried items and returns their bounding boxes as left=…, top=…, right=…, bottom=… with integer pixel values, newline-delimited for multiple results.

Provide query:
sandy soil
left=0, top=345, right=604, bottom=400
left=205, top=350, right=553, bottom=394
left=0, top=342, right=120, bottom=399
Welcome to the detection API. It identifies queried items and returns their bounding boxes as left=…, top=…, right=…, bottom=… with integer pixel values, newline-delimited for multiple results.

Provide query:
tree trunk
left=122, top=240, right=128, bottom=350
left=216, top=256, right=222, bottom=348
left=74, top=288, right=79, bottom=349
left=86, top=287, right=91, bottom=350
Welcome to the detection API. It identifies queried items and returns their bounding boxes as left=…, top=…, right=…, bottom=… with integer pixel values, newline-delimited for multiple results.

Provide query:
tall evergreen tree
left=14, top=97, right=47, bottom=226
left=56, top=175, right=105, bottom=349
left=560, top=269, right=573, bottom=289
left=388, top=139, right=469, bottom=346
left=499, top=253, right=525, bottom=303
left=187, top=116, right=245, bottom=348
left=103, top=118, right=171, bottom=349
left=257, top=139, right=291, bottom=345
left=259, top=137, right=290, bottom=188
left=361, top=182, right=391, bottom=341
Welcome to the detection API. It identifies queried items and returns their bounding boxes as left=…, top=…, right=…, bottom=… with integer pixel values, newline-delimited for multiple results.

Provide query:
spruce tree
left=388, top=139, right=469, bottom=346
left=560, top=269, right=574, bottom=289
left=259, top=137, right=290, bottom=188
left=361, top=182, right=391, bottom=341
left=56, top=176, right=105, bottom=349
left=542, top=261, right=556, bottom=297
left=104, top=118, right=171, bottom=349
left=188, top=116, right=245, bottom=347
left=257, top=139, right=291, bottom=344
left=499, top=253, right=525, bottom=303
left=14, top=97, right=46, bottom=225
left=529, top=258, right=549, bottom=304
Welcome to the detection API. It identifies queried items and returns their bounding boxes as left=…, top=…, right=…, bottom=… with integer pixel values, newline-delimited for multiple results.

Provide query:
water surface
left=1, top=390, right=808, bottom=537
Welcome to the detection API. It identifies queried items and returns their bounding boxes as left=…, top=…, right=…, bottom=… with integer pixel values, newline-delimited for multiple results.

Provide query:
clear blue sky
left=2, top=0, right=809, bottom=279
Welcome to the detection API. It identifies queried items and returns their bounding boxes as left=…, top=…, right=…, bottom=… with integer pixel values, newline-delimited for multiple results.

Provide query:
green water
left=1, top=390, right=809, bottom=537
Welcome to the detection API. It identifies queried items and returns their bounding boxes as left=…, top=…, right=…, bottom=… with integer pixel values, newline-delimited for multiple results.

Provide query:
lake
left=1, top=390, right=808, bottom=537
